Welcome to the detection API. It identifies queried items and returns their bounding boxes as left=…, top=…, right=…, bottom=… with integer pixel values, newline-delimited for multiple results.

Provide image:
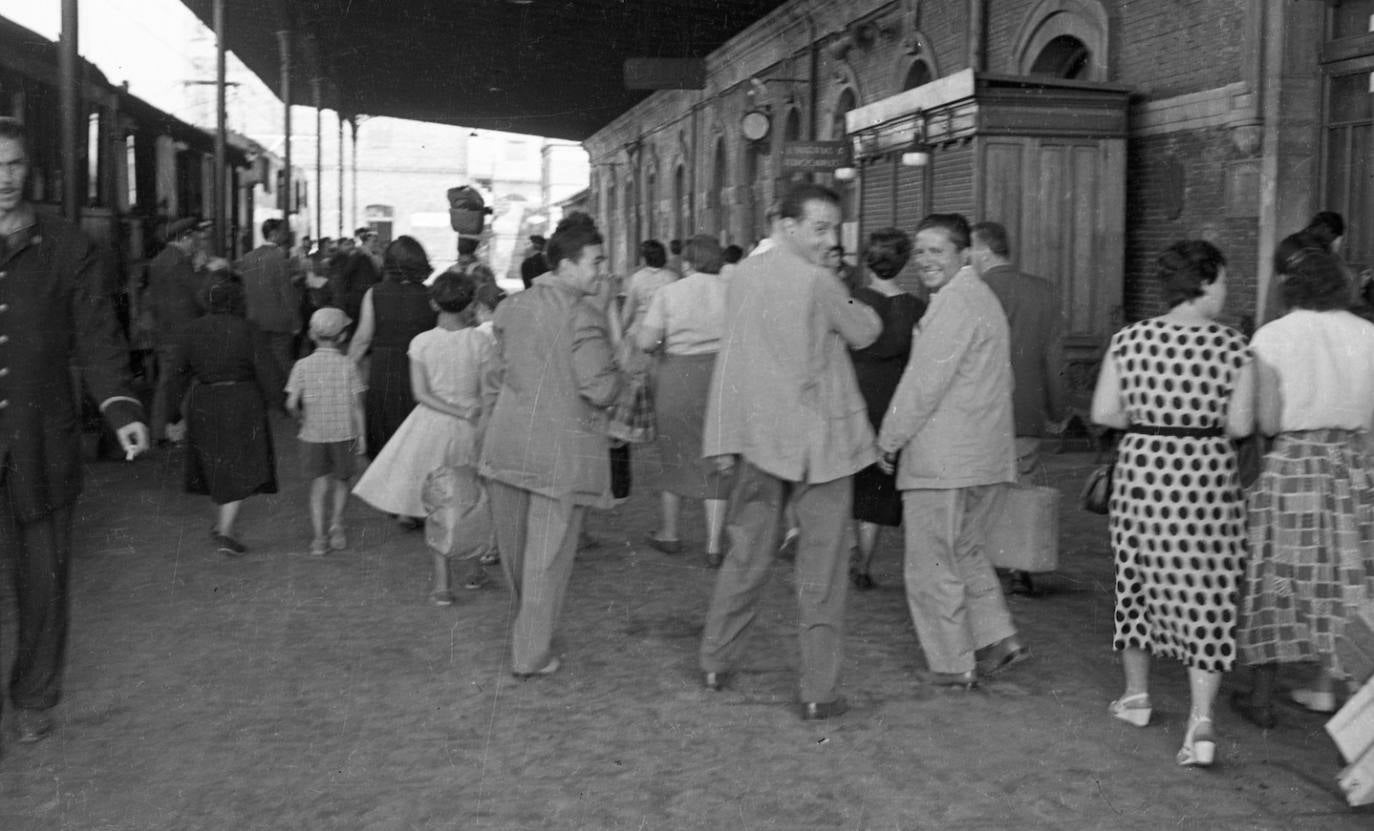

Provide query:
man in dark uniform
left=0, top=117, right=149, bottom=752
left=146, top=215, right=210, bottom=442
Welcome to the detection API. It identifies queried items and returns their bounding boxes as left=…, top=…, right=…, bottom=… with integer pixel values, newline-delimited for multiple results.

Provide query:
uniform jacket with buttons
left=0, top=208, right=142, bottom=522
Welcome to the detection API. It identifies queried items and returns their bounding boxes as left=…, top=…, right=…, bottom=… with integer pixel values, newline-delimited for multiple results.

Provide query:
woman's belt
left=1127, top=424, right=1224, bottom=438
left=201, top=379, right=251, bottom=387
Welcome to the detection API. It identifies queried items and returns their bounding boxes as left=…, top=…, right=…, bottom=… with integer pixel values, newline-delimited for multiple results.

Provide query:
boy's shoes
left=15, top=708, right=53, bottom=744
left=310, top=536, right=329, bottom=557
left=429, top=590, right=456, bottom=607
left=328, top=524, right=347, bottom=551
left=463, top=570, right=488, bottom=590
left=478, top=550, right=500, bottom=566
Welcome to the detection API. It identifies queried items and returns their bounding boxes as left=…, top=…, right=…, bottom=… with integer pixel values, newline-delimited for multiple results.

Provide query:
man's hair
left=682, top=235, right=724, bottom=275
left=970, top=221, right=1011, bottom=258
left=864, top=227, right=912, bottom=281
left=261, top=218, right=285, bottom=239
left=1304, top=211, right=1345, bottom=248
left=1158, top=239, right=1226, bottom=308
left=547, top=222, right=603, bottom=270
left=457, top=236, right=479, bottom=256
left=778, top=184, right=841, bottom=221
left=723, top=244, right=744, bottom=264
left=0, top=117, right=27, bottom=149
left=640, top=239, right=667, bottom=268
left=915, top=213, right=972, bottom=250
left=430, top=271, right=478, bottom=314
left=554, top=211, right=597, bottom=234
left=530, top=234, right=546, bottom=247
left=669, top=238, right=683, bottom=256
left=354, top=226, right=373, bottom=241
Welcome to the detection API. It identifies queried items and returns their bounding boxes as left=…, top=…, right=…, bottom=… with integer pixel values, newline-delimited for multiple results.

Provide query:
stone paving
left=1, top=420, right=1372, bottom=830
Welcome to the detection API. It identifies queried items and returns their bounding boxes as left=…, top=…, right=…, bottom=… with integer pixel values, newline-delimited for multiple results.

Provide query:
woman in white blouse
left=1232, top=245, right=1374, bottom=729
left=635, top=235, right=734, bottom=566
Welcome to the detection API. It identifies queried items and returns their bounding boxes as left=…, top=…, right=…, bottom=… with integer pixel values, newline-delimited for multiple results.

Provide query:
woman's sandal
left=1177, top=716, right=1216, bottom=767
left=1108, top=692, right=1152, bottom=727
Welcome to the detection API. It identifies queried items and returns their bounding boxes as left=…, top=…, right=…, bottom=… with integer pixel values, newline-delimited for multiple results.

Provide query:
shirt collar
left=0, top=203, right=42, bottom=263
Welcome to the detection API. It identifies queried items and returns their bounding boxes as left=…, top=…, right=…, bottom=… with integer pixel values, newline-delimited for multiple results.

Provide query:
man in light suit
left=699, top=183, right=880, bottom=720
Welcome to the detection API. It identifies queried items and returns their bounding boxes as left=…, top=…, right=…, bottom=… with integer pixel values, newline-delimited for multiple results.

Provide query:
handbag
left=1080, top=462, right=1115, bottom=515
left=606, top=375, right=656, bottom=444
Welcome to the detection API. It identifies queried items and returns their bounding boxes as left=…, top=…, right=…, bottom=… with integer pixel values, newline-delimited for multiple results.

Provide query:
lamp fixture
left=901, top=141, right=933, bottom=167
left=834, top=137, right=858, bottom=181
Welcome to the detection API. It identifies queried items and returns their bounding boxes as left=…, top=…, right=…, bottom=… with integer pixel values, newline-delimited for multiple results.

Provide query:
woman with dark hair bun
left=847, top=227, right=925, bottom=589
left=348, top=237, right=438, bottom=516
left=168, top=275, right=281, bottom=554
left=1090, top=239, right=1255, bottom=767
left=1230, top=246, right=1374, bottom=730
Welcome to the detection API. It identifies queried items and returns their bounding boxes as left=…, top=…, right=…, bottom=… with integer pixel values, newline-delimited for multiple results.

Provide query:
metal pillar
left=59, top=0, right=80, bottom=221
left=312, top=77, right=322, bottom=243
left=350, top=117, right=359, bottom=230
left=337, top=113, right=344, bottom=238
left=212, top=0, right=226, bottom=254
left=277, top=29, right=292, bottom=228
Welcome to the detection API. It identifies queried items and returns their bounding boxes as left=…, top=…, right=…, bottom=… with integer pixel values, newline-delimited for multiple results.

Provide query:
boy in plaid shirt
left=285, top=307, right=367, bottom=556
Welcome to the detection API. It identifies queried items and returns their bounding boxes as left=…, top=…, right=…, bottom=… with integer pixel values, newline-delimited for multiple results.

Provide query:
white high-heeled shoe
left=1108, top=692, right=1152, bottom=727
left=1177, top=716, right=1216, bottom=767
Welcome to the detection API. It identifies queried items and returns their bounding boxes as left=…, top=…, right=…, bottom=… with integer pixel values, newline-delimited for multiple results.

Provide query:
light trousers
left=902, top=485, right=1017, bottom=674
left=700, top=461, right=851, bottom=703
left=488, top=481, right=586, bottom=674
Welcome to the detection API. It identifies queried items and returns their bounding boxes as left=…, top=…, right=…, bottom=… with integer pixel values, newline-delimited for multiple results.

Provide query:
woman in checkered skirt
left=1231, top=244, right=1374, bottom=729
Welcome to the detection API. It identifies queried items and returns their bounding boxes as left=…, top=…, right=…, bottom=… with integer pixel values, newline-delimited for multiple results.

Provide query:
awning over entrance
left=179, top=0, right=790, bottom=141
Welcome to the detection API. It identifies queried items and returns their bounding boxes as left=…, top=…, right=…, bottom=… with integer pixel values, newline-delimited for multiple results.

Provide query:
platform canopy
left=180, top=0, right=790, bottom=141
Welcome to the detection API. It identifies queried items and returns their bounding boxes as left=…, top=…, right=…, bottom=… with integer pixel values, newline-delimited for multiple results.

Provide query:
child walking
left=353, top=272, right=496, bottom=604
left=285, top=307, right=368, bottom=556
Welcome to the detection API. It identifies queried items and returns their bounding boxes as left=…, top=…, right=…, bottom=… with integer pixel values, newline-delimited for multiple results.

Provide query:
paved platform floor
left=1, top=421, right=1371, bottom=829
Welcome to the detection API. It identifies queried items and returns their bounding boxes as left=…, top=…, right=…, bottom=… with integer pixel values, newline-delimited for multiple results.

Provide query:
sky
left=0, top=0, right=284, bottom=132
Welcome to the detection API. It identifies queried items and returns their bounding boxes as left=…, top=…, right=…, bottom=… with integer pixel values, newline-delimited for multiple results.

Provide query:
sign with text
left=624, top=58, right=706, bottom=90
left=782, top=141, right=848, bottom=172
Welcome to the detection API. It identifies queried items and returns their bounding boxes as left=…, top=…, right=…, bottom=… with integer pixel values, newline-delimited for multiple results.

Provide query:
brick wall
left=1125, top=129, right=1259, bottom=329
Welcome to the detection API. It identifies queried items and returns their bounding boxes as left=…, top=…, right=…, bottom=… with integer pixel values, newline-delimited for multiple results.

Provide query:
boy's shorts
left=303, top=439, right=357, bottom=480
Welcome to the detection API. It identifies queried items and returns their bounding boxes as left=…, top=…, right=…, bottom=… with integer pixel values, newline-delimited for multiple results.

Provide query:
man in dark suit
left=971, top=221, right=1067, bottom=596
left=0, top=117, right=149, bottom=752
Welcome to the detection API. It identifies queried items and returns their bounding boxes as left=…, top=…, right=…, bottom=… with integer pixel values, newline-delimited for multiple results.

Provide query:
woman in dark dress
left=849, top=227, right=925, bottom=589
left=170, top=277, right=280, bottom=555
left=348, top=236, right=437, bottom=468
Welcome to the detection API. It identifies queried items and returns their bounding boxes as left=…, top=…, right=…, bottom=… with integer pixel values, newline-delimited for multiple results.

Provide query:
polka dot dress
left=1108, top=319, right=1250, bottom=672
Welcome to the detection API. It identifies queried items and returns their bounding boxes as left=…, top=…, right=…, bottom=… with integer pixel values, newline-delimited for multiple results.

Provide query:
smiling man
left=877, top=212, right=1026, bottom=691
left=698, top=183, right=880, bottom=720
left=0, top=117, right=149, bottom=754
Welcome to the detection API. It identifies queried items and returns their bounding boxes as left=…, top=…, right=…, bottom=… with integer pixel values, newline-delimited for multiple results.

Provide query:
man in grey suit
left=971, top=221, right=1067, bottom=596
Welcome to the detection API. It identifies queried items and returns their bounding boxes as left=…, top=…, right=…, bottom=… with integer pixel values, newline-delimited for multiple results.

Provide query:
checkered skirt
left=1236, top=429, right=1374, bottom=678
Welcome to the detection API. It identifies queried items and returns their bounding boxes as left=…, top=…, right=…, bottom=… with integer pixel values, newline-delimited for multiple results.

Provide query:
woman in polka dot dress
left=1090, top=240, right=1256, bottom=767
left=1231, top=246, right=1374, bottom=728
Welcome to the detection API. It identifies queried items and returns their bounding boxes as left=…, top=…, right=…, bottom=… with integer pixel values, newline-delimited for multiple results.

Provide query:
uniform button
left=0, top=367, right=8, bottom=376
left=0, top=400, right=8, bottom=409
left=0, top=304, right=7, bottom=312
left=0, top=335, right=7, bottom=344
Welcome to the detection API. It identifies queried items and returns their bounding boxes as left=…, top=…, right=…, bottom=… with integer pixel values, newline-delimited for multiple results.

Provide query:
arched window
left=784, top=107, right=803, bottom=142
left=903, top=60, right=933, bottom=90
left=673, top=163, right=686, bottom=239
left=1013, top=0, right=1109, bottom=82
left=644, top=166, right=657, bottom=241
left=1030, top=35, right=1091, bottom=79
left=832, top=89, right=857, bottom=141
left=709, top=136, right=728, bottom=242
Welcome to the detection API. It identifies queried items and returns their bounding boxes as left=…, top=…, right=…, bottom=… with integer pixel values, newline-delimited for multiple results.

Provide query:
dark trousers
left=0, top=478, right=72, bottom=715
left=610, top=443, right=631, bottom=499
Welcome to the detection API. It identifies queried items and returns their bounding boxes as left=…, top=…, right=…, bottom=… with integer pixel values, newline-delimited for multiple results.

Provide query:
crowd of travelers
left=3, top=104, right=1371, bottom=793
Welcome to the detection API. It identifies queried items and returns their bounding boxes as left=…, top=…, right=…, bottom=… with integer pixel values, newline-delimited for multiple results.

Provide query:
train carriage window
left=87, top=111, right=101, bottom=206
left=126, top=135, right=137, bottom=208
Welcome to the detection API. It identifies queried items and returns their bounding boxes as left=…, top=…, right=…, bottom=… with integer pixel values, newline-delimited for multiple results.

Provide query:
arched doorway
left=708, top=136, right=728, bottom=242
left=903, top=60, right=933, bottom=90
left=673, top=163, right=686, bottom=239
left=1012, top=0, right=1110, bottom=82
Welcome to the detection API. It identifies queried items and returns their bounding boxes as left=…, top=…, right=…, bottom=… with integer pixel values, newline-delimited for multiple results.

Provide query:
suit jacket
left=878, top=267, right=1016, bottom=490
left=981, top=263, right=1066, bottom=436
left=702, top=245, right=881, bottom=484
left=479, top=272, right=622, bottom=506
left=146, top=244, right=205, bottom=339
left=0, top=207, right=141, bottom=522
left=236, top=244, right=301, bottom=334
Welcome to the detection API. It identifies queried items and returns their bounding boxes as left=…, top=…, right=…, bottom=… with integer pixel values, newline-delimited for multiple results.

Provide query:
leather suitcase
left=985, top=483, right=1060, bottom=573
